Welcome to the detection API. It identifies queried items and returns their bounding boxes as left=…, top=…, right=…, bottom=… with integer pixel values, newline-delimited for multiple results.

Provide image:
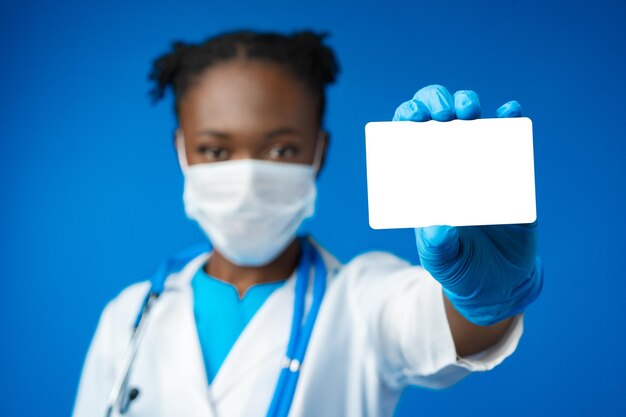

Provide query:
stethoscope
left=105, top=237, right=327, bottom=417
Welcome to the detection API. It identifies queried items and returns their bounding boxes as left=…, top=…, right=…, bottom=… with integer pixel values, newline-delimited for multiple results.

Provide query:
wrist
left=443, top=256, right=544, bottom=326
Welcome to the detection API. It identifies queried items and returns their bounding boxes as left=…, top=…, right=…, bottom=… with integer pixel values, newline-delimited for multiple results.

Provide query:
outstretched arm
left=393, top=85, right=543, bottom=358
left=443, top=292, right=515, bottom=357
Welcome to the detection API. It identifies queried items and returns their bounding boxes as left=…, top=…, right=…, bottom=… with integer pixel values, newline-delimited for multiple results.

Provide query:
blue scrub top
left=191, top=264, right=287, bottom=384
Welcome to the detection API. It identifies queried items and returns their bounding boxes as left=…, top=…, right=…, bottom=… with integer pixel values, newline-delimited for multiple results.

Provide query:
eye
left=267, top=145, right=298, bottom=160
left=198, top=146, right=229, bottom=161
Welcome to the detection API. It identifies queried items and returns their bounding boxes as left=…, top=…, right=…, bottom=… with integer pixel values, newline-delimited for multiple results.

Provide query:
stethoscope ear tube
left=105, top=243, right=208, bottom=416
left=266, top=238, right=327, bottom=417
left=104, top=292, right=158, bottom=417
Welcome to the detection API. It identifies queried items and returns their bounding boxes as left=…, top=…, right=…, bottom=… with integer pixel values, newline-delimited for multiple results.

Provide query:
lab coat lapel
left=152, top=254, right=219, bottom=417
left=209, top=273, right=297, bottom=403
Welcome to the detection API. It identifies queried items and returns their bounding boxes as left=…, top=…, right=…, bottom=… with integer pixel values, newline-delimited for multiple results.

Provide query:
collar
left=160, top=236, right=341, bottom=292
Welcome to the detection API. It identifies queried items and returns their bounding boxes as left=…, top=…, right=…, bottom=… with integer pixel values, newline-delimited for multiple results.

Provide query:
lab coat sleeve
left=344, top=252, right=524, bottom=391
left=72, top=282, right=150, bottom=417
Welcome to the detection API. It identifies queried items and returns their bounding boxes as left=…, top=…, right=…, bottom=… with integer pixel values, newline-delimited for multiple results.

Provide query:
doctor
left=73, top=30, right=543, bottom=417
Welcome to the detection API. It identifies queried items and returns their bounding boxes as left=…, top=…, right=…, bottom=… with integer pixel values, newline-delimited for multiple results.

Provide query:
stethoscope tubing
left=104, top=292, right=159, bottom=416
left=268, top=241, right=327, bottom=417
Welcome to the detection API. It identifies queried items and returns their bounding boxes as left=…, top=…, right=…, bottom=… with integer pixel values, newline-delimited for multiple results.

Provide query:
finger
left=413, top=85, right=455, bottom=121
left=414, top=225, right=460, bottom=269
left=495, top=100, right=523, bottom=118
left=392, top=99, right=431, bottom=122
left=453, top=90, right=481, bottom=120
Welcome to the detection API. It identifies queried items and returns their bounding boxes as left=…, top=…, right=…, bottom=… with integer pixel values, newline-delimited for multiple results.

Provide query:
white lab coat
left=73, top=241, right=524, bottom=417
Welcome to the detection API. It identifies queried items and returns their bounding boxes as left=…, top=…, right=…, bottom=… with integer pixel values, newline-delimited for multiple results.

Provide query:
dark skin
left=176, top=58, right=513, bottom=357
left=177, top=59, right=325, bottom=298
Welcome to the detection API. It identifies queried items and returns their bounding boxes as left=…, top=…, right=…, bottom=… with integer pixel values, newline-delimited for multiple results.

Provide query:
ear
left=172, top=127, right=183, bottom=153
left=173, top=127, right=186, bottom=171
left=315, top=130, right=330, bottom=178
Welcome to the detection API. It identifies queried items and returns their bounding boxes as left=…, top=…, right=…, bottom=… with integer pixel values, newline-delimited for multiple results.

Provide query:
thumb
left=415, top=225, right=460, bottom=271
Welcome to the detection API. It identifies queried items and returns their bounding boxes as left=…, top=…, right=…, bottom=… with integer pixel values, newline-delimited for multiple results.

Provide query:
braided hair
left=148, top=29, right=340, bottom=126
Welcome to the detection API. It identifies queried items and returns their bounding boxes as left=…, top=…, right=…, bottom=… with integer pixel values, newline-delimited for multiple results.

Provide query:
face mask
left=176, top=131, right=323, bottom=266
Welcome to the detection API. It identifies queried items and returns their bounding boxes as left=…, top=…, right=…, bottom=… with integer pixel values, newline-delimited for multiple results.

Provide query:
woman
left=73, top=30, right=543, bottom=417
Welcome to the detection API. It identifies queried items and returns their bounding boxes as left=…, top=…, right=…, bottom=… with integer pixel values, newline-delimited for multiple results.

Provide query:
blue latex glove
left=393, top=85, right=543, bottom=326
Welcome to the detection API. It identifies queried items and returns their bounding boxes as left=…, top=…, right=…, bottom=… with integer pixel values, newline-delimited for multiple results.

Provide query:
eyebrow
left=195, top=127, right=303, bottom=140
left=196, top=129, right=230, bottom=139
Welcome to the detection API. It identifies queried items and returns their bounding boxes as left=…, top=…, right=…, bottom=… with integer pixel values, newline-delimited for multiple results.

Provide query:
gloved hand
left=393, top=85, right=543, bottom=326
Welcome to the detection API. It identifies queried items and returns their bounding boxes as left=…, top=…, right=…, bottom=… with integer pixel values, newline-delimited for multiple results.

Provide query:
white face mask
left=176, top=131, right=323, bottom=266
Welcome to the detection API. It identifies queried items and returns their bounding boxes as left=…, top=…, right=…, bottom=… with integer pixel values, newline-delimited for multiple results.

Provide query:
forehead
left=178, top=59, right=319, bottom=131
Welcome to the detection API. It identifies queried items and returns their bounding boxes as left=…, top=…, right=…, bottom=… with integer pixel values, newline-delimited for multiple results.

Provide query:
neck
left=205, top=238, right=302, bottom=297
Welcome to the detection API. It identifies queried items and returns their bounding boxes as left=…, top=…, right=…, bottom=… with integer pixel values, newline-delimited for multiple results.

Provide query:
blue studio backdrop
left=1, top=1, right=625, bottom=416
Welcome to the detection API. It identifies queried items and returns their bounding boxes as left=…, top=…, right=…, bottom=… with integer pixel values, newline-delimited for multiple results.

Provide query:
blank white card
left=365, top=118, right=537, bottom=229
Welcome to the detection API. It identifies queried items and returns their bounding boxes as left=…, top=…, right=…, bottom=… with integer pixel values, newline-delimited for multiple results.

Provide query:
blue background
left=1, top=0, right=625, bottom=416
